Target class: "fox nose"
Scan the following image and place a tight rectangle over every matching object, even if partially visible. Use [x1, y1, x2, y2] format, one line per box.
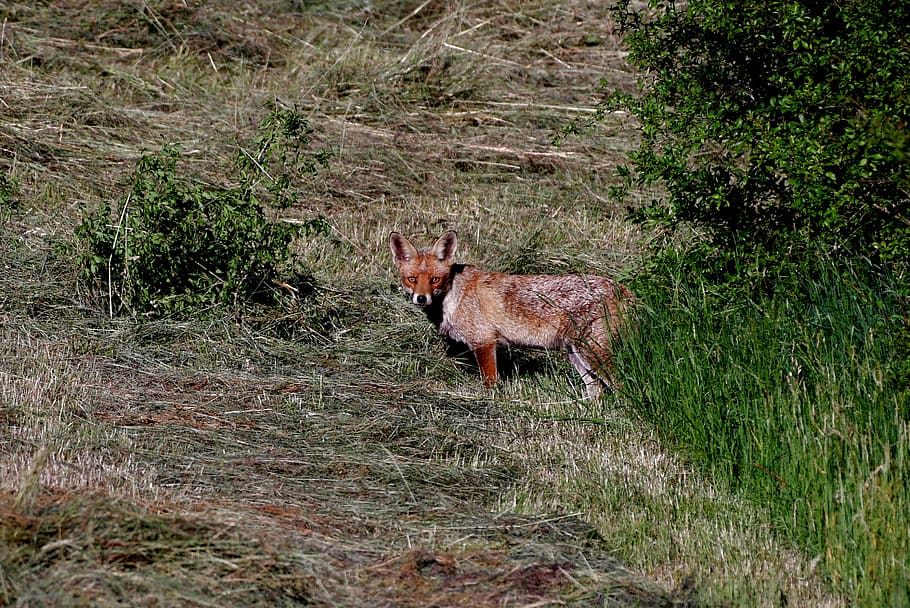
[415, 294, 428, 305]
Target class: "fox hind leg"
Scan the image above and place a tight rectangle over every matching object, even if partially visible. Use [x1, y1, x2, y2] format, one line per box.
[567, 344, 613, 399]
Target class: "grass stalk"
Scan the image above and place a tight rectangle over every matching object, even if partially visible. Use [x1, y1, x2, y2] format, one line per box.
[616, 264, 909, 604]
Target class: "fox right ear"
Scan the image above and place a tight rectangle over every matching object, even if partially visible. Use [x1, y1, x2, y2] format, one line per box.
[431, 230, 458, 262]
[389, 232, 417, 263]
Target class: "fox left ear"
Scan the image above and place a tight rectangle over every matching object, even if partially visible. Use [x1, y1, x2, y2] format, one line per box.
[431, 230, 458, 262]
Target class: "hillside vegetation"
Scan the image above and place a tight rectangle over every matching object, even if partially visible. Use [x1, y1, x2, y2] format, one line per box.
[609, 2, 909, 603]
[0, 1, 848, 606]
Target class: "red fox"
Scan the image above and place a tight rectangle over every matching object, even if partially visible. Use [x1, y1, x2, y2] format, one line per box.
[389, 230, 634, 399]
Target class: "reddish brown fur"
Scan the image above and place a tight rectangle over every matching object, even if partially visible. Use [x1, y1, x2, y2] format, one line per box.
[390, 231, 634, 398]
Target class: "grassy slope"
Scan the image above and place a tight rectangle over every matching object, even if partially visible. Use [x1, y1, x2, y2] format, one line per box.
[1, 1, 837, 606]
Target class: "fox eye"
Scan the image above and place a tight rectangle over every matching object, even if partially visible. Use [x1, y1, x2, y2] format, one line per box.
[430, 277, 441, 284]
[407, 276, 417, 284]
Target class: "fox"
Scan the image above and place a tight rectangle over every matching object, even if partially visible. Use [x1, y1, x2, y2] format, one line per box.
[389, 230, 635, 399]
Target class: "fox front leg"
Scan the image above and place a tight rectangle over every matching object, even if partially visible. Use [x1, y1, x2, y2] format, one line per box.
[471, 343, 498, 387]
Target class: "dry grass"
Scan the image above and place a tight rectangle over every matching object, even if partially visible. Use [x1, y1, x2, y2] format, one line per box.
[0, 320, 676, 606]
[1, 0, 839, 605]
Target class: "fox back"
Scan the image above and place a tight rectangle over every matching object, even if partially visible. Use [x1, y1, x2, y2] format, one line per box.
[390, 230, 634, 399]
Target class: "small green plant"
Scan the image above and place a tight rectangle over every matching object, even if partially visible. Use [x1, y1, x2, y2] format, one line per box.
[75, 107, 330, 317]
[0, 171, 20, 221]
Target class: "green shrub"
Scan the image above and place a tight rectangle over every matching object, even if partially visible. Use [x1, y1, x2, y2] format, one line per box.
[607, 0, 910, 293]
[75, 107, 330, 317]
[617, 264, 910, 603]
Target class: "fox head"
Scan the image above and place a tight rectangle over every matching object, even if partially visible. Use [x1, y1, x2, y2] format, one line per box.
[389, 230, 457, 307]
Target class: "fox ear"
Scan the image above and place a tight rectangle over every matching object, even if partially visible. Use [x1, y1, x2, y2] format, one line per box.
[431, 230, 458, 262]
[389, 232, 418, 262]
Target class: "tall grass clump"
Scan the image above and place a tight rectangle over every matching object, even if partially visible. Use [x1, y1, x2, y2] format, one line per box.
[615, 263, 909, 605]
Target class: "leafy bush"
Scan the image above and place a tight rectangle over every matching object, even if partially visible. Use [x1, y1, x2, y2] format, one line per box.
[76, 107, 330, 317]
[607, 0, 910, 292]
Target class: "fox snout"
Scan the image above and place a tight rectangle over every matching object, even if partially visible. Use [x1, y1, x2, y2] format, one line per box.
[403, 287, 433, 307]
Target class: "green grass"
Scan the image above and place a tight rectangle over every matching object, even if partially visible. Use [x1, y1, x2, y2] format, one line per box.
[616, 266, 910, 605]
